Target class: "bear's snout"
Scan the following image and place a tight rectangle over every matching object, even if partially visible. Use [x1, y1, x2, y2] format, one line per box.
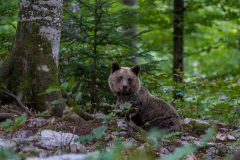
[122, 85, 128, 90]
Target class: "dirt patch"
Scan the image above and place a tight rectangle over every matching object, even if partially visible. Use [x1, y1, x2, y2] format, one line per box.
[61, 119, 118, 136]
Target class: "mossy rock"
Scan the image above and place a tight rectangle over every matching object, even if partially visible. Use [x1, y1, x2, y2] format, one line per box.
[182, 124, 192, 133]
[183, 121, 210, 136]
[194, 123, 210, 135]
[110, 125, 122, 132]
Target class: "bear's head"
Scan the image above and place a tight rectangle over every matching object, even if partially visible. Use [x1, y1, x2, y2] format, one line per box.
[108, 61, 141, 95]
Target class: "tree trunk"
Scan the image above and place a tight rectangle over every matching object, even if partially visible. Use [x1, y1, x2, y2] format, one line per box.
[122, 0, 138, 63]
[173, 0, 184, 100]
[0, 0, 83, 122]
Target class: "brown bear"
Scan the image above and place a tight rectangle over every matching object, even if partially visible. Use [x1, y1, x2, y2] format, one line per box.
[231, 149, 240, 160]
[108, 61, 182, 133]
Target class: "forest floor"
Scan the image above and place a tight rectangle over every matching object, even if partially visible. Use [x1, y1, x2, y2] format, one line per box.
[0, 105, 239, 159]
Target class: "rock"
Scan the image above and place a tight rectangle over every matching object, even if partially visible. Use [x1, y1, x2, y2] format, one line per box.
[205, 120, 227, 126]
[216, 134, 226, 141]
[117, 120, 128, 131]
[120, 131, 127, 135]
[5, 130, 33, 139]
[19, 145, 35, 155]
[180, 141, 190, 146]
[160, 147, 170, 155]
[227, 134, 236, 141]
[183, 132, 189, 136]
[233, 129, 240, 133]
[207, 142, 217, 147]
[37, 129, 86, 153]
[202, 147, 219, 160]
[216, 134, 236, 142]
[0, 140, 16, 151]
[206, 147, 218, 154]
[182, 118, 210, 125]
[234, 134, 240, 139]
[26, 153, 99, 160]
[27, 117, 48, 128]
[35, 148, 51, 158]
[182, 118, 210, 136]
[219, 128, 228, 132]
[181, 136, 198, 141]
[165, 146, 174, 152]
[111, 131, 120, 136]
[70, 143, 86, 153]
[193, 141, 201, 146]
[122, 138, 137, 148]
[91, 111, 105, 119]
[186, 153, 197, 160]
[236, 119, 240, 129]
[159, 153, 166, 158]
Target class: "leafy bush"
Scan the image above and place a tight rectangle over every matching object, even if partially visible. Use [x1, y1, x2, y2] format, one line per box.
[142, 72, 240, 125]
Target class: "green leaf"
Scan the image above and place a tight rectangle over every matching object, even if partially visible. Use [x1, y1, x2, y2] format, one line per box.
[236, 138, 240, 144]
[0, 119, 13, 127]
[48, 85, 66, 90]
[51, 98, 67, 105]
[68, 100, 77, 108]
[38, 85, 65, 95]
[162, 132, 182, 140]
[14, 113, 27, 128]
[91, 125, 108, 139]
[120, 102, 131, 110]
[68, 76, 75, 89]
[61, 82, 69, 89]
[75, 92, 82, 102]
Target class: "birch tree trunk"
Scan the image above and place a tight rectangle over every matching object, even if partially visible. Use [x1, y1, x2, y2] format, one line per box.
[0, 0, 83, 122]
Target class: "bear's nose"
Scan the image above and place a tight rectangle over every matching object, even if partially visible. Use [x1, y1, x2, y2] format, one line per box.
[122, 85, 127, 90]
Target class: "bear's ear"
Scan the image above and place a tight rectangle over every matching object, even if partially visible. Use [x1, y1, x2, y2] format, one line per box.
[111, 61, 121, 73]
[130, 64, 141, 76]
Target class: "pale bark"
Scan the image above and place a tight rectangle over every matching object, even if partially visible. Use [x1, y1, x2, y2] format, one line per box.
[0, 0, 84, 122]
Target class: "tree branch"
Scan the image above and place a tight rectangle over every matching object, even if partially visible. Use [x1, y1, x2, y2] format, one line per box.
[3, 86, 35, 118]
[0, 113, 15, 121]
[7, 109, 22, 116]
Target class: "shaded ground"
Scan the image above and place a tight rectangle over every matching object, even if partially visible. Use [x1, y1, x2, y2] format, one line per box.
[0, 105, 239, 159]
[0, 106, 118, 137]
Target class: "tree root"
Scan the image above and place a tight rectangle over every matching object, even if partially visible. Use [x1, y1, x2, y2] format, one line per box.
[0, 113, 15, 121]
[61, 90, 96, 121]
[3, 86, 35, 118]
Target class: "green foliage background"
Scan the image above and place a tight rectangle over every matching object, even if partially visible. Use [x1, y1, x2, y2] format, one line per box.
[0, 0, 240, 123]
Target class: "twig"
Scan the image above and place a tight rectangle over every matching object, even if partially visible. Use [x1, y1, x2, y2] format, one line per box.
[7, 109, 22, 116]
[0, 113, 15, 121]
[68, 126, 75, 151]
[3, 86, 35, 118]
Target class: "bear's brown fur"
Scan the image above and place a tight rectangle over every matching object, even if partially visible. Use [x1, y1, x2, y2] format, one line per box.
[108, 61, 182, 133]
[231, 149, 240, 160]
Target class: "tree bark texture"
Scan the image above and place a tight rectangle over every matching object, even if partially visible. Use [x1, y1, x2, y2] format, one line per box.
[0, 0, 83, 122]
[173, 0, 184, 100]
[122, 0, 138, 63]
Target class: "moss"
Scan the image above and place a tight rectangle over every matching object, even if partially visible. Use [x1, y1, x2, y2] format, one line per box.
[182, 124, 192, 133]
[110, 125, 122, 132]
[0, 21, 63, 114]
[194, 123, 210, 135]
[183, 121, 210, 136]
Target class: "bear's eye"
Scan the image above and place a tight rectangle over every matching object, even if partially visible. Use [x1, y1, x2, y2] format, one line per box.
[118, 76, 122, 81]
[128, 78, 132, 82]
